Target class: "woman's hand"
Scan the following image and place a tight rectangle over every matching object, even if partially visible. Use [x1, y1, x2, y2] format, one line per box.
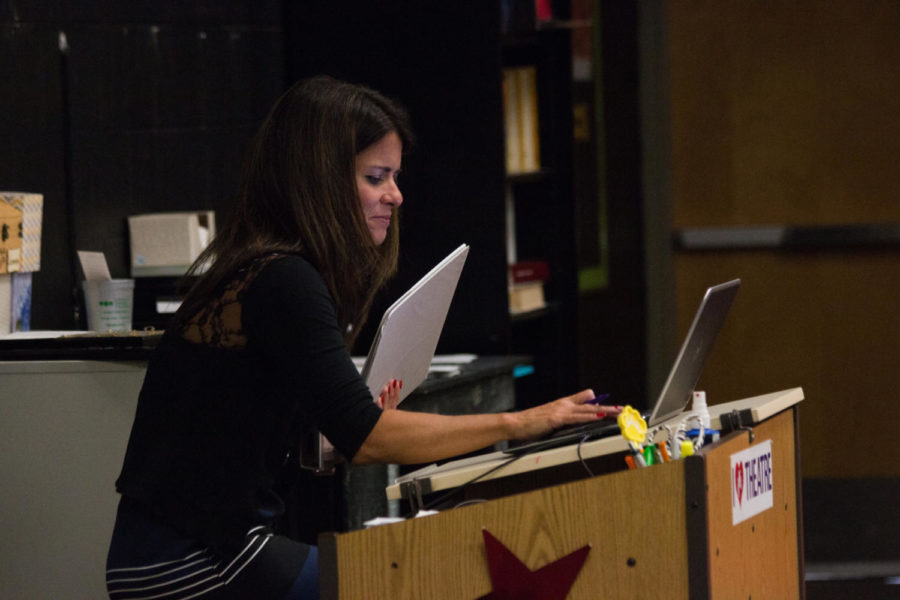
[376, 378, 402, 410]
[509, 389, 623, 441]
[354, 387, 621, 465]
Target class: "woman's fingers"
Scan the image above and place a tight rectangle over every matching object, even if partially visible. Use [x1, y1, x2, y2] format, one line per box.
[594, 405, 623, 417]
[568, 389, 596, 404]
[379, 379, 402, 410]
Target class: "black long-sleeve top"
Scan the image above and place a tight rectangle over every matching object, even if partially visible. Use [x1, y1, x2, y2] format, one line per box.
[115, 254, 382, 556]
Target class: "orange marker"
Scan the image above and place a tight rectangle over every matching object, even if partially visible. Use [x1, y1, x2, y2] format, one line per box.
[658, 443, 671, 463]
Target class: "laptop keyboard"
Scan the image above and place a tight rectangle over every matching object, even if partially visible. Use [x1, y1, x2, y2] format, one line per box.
[503, 410, 650, 456]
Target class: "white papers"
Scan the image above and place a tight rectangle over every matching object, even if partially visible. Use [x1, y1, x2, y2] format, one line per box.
[362, 511, 439, 528]
[352, 352, 479, 381]
[430, 354, 478, 364]
[363, 516, 406, 528]
[1, 330, 88, 339]
[77, 251, 111, 281]
[393, 448, 509, 484]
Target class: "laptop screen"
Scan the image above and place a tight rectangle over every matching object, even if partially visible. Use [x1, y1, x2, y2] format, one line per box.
[647, 279, 740, 426]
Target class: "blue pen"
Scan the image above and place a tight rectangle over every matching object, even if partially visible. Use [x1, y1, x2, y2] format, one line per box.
[586, 393, 611, 406]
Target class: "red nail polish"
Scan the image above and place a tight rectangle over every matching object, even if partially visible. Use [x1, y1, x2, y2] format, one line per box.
[597, 412, 606, 418]
[399, 380, 403, 389]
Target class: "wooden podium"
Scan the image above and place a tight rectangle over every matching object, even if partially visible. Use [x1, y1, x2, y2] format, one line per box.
[319, 388, 805, 599]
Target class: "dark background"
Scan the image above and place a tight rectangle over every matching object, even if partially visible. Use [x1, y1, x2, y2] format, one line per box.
[4, 0, 899, 588]
[0, 0, 648, 408]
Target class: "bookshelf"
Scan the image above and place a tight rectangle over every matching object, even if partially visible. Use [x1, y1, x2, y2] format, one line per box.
[285, 1, 581, 410]
[502, 24, 578, 409]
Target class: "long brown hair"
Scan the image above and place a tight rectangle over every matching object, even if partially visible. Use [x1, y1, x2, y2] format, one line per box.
[172, 76, 415, 346]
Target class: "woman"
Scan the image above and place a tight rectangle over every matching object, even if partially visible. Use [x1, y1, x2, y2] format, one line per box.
[106, 76, 619, 600]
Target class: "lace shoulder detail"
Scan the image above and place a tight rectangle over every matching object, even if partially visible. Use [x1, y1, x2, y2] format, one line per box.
[179, 254, 282, 348]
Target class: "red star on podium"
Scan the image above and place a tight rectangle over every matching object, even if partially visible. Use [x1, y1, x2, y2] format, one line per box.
[477, 529, 591, 600]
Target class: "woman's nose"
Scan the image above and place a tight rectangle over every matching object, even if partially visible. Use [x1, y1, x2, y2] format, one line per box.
[382, 181, 403, 206]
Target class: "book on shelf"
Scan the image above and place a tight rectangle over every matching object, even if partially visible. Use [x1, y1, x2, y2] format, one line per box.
[502, 65, 540, 174]
[509, 280, 546, 315]
[9, 272, 31, 333]
[535, 0, 553, 22]
[500, 0, 536, 34]
[509, 259, 549, 284]
[0, 270, 29, 335]
[508, 259, 548, 315]
[500, 0, 554, 33]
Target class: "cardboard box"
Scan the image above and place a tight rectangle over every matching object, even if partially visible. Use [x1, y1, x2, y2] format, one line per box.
[0, 202, 23, 274]
[0, 192, 43, 272]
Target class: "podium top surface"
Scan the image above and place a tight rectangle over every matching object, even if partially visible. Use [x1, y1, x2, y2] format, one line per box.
[386, 387, 804, 500]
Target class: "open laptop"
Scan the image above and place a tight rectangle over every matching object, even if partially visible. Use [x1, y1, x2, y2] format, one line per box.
[360, 243, 470, 404]
[301, 243, 470, 471]
[505, 278, 741, 454]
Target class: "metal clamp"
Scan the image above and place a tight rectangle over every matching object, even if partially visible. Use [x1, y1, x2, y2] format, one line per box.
[719, 409, 755, 442]
[399, 478, 433, 513]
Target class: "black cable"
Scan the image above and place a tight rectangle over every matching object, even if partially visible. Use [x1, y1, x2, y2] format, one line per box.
[403, 452, 524, 518]
[404, 428, 608, 518]
[452, 498, 489, 509]
[575, 434, 595, 477]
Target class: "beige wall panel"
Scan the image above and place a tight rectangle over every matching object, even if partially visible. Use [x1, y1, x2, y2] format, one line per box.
[667, 1, 900, 478]
[675, 252, 900, 478]
[668, 1, 900, 226]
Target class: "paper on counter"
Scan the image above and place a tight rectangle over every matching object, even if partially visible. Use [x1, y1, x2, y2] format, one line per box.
[77, 251, 111, 281]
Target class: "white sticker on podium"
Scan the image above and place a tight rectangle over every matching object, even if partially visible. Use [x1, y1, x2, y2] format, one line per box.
[730, 439, 773, 525]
